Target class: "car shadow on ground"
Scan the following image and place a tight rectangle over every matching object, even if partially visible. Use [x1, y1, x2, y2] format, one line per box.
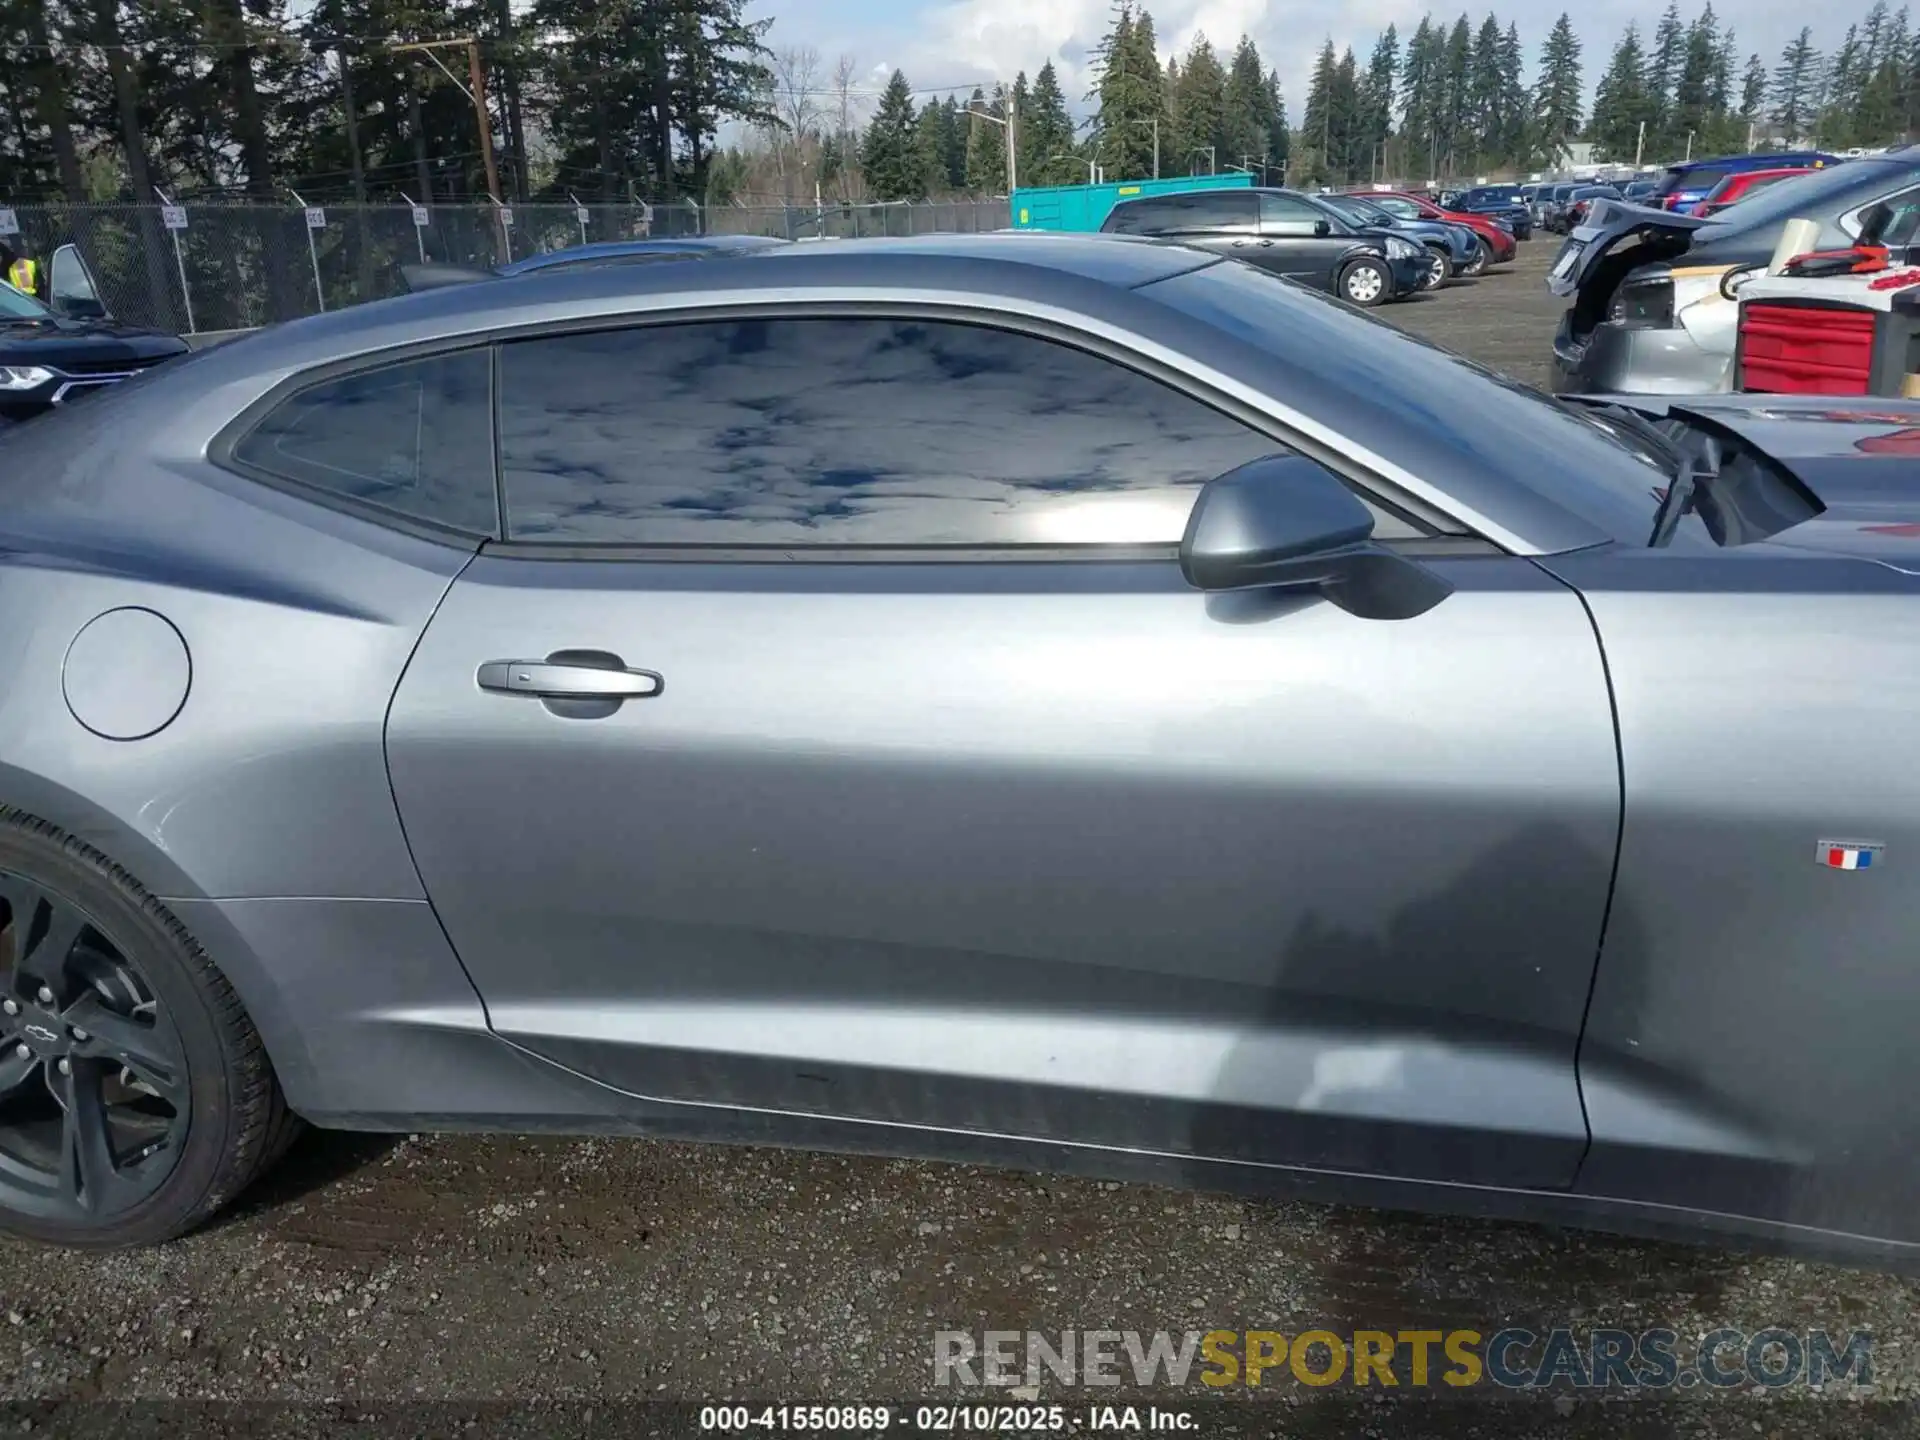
[206, 1127, 403, 1231]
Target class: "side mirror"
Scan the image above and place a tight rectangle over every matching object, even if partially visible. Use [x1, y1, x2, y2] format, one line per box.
[1313, 219, 1332, 237]
[47, 243, 107, 319]
[1179, 455, 1454, 620]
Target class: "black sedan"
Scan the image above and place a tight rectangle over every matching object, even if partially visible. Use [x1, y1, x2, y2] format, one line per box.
[1, 248, 187, 421]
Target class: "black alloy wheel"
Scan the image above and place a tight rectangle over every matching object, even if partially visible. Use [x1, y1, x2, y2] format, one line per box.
[0, 871, 191, 1222]
[0, 813, 298, 1247]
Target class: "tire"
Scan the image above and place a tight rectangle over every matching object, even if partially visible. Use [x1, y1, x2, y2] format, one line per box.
[1339, 258, 1391, 307]
[1463, 238, 1490, 277]
[0, 810, 298, 1248]
[1421, 246, 1452, 290]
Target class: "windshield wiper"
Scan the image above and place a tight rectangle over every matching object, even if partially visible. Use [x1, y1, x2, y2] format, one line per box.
[1648, 433, 1721, 547]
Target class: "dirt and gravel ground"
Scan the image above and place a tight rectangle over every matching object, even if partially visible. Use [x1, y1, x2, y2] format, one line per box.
[5, 238, 1920, 1438]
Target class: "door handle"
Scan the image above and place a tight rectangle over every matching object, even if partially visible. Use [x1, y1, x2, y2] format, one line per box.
[477, 658, 663, 699]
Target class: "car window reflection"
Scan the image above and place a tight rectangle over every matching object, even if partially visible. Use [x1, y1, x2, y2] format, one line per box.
[496, 317, 1292, 546]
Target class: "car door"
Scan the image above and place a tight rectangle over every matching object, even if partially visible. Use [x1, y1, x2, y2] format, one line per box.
[385, 309, 1622, 1190]
[1255, 192, 1348, 288]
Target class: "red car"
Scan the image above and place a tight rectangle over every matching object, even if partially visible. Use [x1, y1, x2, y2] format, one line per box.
[1345, 190, 1518, 266]
[1686, 167, 1814, 218]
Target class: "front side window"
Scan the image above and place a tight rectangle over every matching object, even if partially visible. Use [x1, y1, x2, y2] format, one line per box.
[497, 317, 1294, 547]
[1258, 193, 1327, 233]
[232, 350, 498, 535]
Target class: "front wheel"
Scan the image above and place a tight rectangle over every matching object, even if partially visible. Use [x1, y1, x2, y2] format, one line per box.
[1339, 258, 1391, 307]
[1422, 247, 1452, 290]
[0, 811, 300, 1248]
[1462, 238, 1490, 277]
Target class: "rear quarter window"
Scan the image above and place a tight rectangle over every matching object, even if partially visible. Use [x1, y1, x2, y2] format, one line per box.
[228, 349, 498, 537]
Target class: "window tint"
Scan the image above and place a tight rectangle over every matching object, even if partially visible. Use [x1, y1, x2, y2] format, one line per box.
[1258, 192, 1326, 230]
[1159, 191, 1254, 228]
[497, 317, 1291, 546]
[1103, 200, 1168, 234]
[232, 350, 497, 534]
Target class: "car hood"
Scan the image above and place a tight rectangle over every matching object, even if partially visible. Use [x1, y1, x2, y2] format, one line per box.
[1580, 393, 1920, 566]
[1547, 201, 1714, 296]
[0, 316, 189, 367]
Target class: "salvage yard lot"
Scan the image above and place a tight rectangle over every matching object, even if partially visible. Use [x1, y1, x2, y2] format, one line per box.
[5, 237, 1918, 1439]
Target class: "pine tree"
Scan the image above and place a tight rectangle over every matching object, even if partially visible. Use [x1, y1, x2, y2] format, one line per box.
[962, 85, 1007, 192]
[1646, 1, 1687, 149]
[1223, 36, 1273, 173]
[1673, 5, 1720, 154]
[1591, 25, 1653, 162]
[1361, 26, 1400, 181]
[1469, 15, 1504, 172]
[1819, 25, 1863, 146]
[1399, 17, 1445, 180]
[1535, 13, 1585, 160]
[1173, 36, 1228, 172]
[1498, 21, 1530, 167]
[1741, 53, 1769, 122]
[1265, 69, 1292, 177]
[1440, 16, 1472, 176]
[1024, 62, 1078, 184]
[1090, 2, 1164, 180]
[1772, 28, 1823, 144]
[863, 69, 922, 200]
[1300, 40, 1339, 185]
[912, 101, 948, 197]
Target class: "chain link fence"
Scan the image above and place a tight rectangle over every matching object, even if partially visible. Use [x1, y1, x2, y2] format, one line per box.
[2, 198, 1013, 335]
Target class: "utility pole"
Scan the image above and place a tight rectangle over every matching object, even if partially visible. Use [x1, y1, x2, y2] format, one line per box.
[1635, 120, 1645, 168]
[395, 39, 505, 246]
[1006, 88, 1018, 195]
[337, 42, 366, 202]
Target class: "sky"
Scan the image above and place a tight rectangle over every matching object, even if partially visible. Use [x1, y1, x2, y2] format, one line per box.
[760, 0, 1849, 134]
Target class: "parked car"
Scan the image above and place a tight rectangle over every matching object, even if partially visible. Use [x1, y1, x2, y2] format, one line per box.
[1535, 182, 1586, 231]
[1622, 179, 1661, 203]
[1551, 149, 1920, 394]
[1351, 191, 1515, 268]
[1561, 185, 1626, 231]
[1100, 187, 1429, 306]
[402, 234, 789, 291]
[8, 233, 1920, 1267]
[1685, 166, 1816, 217]
[0, 243, 189, 423]
[1648, 151, 1839, 213]
[1437, 183, 1533, 240]
[1313, 192, 1480, 289]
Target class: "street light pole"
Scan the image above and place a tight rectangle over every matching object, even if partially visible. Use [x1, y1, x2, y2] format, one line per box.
[969, 96, 1018, 195]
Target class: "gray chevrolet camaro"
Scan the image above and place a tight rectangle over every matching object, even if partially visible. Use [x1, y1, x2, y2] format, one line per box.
[3, 233, 1920, 1261]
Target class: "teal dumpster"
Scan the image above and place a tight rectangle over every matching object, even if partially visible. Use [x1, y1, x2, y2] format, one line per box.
[1008, 173, 1256, 233]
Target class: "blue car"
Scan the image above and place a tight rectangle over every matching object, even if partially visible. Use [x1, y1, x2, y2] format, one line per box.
[1646, 152, 1838, 214]
[1321, 193, 1485, 285]
[402, 235, 788, 291]
[1441, 184, 1533, 241]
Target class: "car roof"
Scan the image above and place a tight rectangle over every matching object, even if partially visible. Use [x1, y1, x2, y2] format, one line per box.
[178, 233, 1226, 376]
[1666, 151, 1834, 175]
[499, 235, 786, 274]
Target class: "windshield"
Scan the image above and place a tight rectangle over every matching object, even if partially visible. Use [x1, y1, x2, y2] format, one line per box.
[0, 283, 51, 320]
[1142, 258, 1688, 546]
[1695, 159, 1902, 238]
[1466, 186, 1523, 205]
[1323, 197, 1386, 225]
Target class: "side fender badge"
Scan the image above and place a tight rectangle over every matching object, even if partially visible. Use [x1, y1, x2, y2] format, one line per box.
[1817, 840, 1885, 871]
